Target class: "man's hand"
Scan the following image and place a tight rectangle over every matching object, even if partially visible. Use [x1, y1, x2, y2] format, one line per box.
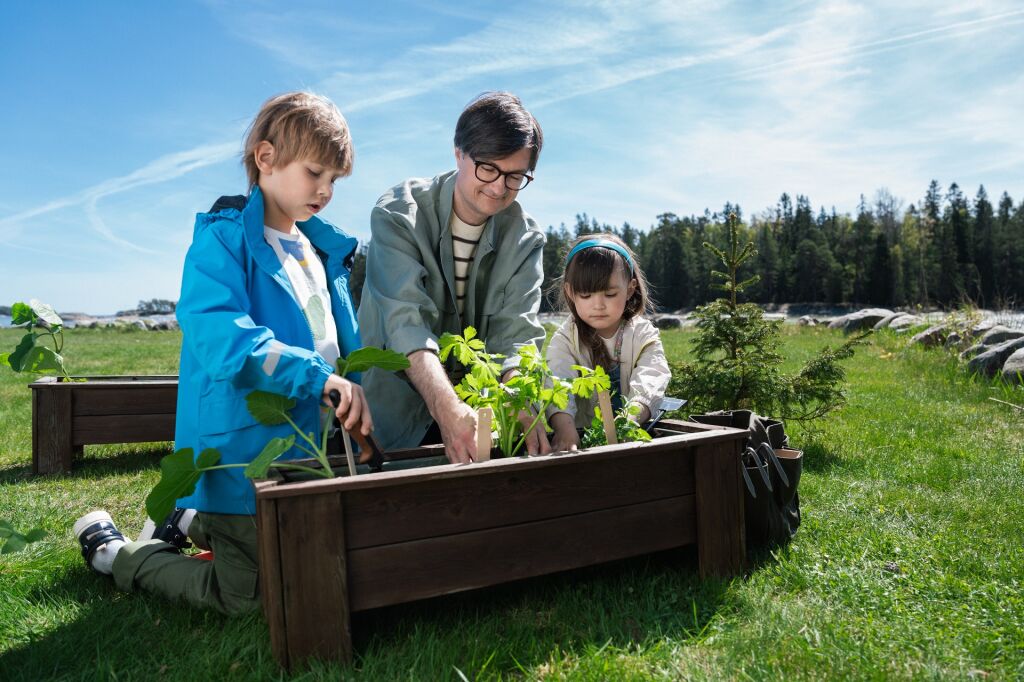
[406, 350, 479, 464]
[437, 400, 478, 464]
[549, 412, 579, 453]
[322, 375, 373, 436]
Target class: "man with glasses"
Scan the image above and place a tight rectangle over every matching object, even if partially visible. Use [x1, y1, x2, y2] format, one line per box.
[358, 91, 550, 462]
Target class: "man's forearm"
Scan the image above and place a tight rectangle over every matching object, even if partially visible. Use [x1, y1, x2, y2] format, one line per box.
[406, 350, 459, 419]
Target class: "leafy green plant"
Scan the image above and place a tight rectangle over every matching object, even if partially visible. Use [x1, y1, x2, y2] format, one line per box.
[439, 328, 612, 457]
[0, 520, 47, 554]
[145, 347, 409, 523]
[1, 300, 71, 379]
[670, 213, 862, 422]
[581, 399, 653, 448]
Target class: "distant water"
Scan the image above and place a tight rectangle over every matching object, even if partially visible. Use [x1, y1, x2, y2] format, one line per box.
[0, 315, 10, 327]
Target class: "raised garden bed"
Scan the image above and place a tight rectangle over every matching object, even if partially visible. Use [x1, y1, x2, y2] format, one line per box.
[29, 376, 177, 474]
[254, 419, 747, 669]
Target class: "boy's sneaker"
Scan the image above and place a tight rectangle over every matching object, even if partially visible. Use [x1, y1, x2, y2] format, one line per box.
[74, 510, 127, 575]
[138, 508, 195, 552]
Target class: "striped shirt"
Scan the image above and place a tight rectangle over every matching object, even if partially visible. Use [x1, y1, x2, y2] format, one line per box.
[450, 212, 485, 315]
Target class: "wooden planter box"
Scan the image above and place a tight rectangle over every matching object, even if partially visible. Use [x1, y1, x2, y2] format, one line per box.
[29, 376, 178, 474]
[254, 419, 747, 669]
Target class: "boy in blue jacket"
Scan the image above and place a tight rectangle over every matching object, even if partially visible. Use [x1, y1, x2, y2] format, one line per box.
[73, 92, 370, 614]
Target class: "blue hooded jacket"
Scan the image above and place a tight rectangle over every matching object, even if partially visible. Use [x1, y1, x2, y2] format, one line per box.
[174, 187, 360, 515]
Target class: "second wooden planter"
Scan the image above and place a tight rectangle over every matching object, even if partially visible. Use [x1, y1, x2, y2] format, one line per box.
[255, 419, 747, 669]
[29, 375, 178, 474]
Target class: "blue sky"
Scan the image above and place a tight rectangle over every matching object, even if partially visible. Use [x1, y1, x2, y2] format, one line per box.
[2, 1, 1022, 314]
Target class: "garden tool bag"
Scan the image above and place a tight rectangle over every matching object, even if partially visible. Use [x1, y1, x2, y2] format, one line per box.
[688, 410, 802, 550]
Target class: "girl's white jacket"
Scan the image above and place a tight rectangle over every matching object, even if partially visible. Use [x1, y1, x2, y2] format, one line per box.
[545, 316, 671, 428]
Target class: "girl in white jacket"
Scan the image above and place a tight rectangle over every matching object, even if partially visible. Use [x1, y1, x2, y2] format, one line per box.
[546, 233, 670, 451]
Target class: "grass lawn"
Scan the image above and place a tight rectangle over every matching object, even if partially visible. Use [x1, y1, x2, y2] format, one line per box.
[1, 325, 1022, 680]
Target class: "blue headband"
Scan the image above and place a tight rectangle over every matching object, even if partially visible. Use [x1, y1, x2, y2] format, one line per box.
[565, 239, 634, 274]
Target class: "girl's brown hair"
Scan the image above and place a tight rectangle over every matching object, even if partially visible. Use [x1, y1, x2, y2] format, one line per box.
[243, 92, 353, 189]
[556, 233, 652, 371]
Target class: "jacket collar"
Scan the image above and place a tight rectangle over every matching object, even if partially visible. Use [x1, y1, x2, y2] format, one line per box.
[241, 186, 358, 276]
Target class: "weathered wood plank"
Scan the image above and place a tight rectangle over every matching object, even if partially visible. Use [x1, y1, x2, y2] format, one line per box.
[275, 493, 352, 667]
[73, 385, 177, 416]
[694, 440, 745, 577]
[32, 383, 75, 474]
[71, 414, 175, 445]
[254, 487, 288, 669]
[342, 447, 697, 549]
[261, 427, 747, 499]
[347, 494, 697, 612]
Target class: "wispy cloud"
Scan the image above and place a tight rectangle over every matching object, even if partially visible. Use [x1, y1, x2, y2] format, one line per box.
[0, 140, 238, 247]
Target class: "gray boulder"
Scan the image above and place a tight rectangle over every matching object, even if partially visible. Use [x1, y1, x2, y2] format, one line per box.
[889, 314, 923, 332]
[828, 308, 894, 333]
[966, 336, 1024, 378]
[980, 325, 1024, 346]
[652, 315, 683, 330]
[872, 313, 903, 330]
[797, 315, 819, 327]
[960, 343, 986, 361]
[911, 324, 948, 348]
[1002, 349, 1024, 384]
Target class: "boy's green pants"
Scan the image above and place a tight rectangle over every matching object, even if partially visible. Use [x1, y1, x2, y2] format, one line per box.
[111, 512, 259, 616]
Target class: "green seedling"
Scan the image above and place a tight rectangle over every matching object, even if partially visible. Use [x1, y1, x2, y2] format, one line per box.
[1, 300, 71, 379]
[581, 398, 653, 448]
[439, 328, 616, 457]
[145, 347, 409, 523]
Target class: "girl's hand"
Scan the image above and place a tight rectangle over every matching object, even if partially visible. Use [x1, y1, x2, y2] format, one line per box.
[323, 375, 373, 436]
[549, 413, 579, 452]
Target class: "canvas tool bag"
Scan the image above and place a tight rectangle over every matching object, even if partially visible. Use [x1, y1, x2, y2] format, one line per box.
[688, 410, 802, 550]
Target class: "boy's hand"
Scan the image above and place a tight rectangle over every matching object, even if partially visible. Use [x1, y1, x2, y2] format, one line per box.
[323, 375, 372, 436]
[549, 413, 579, 453]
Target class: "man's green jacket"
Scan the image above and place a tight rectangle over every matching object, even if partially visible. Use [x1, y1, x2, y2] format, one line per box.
[358, 170, 546, 450]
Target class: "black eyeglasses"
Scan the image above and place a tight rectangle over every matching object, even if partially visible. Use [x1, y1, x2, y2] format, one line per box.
[473, 160, 534, 190]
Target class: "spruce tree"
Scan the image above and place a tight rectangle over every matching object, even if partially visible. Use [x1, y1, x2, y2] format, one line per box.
[670, 214, 862, 421]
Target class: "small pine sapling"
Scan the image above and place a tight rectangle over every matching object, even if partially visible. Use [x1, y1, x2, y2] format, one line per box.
[670, 213, 863, 422]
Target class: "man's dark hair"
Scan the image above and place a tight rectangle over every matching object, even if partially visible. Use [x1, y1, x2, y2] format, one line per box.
[454, 92, 543, 170]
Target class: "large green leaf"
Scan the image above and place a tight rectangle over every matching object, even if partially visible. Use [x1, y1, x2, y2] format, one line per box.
[10, 302, 33, 326]
[29, 299, 63, 328]
[244, 436, 294, 478]
[336, 347, 410, 377]
[145, 448, 220, 523]
[245, 391, 296, 425]
[6, 335, 35, 372]
[0, 520, 13, 538]
[18, 346, 65, 375]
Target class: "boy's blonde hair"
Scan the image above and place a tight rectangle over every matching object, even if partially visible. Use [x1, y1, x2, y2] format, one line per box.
[243, 92, 353, 189]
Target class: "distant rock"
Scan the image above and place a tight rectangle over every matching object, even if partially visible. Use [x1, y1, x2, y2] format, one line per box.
[979, 325, 1024, 346]
[889, 314, 923, 332]
[797, 315, 819, 326]
[872, 313, 904, 330]
[828, 308, 894, 333]
[966, 336, 1024, 378]
[1002, 349, 1024, 384]
[911, 324, 948, 348]
[652, 315, 684, 330]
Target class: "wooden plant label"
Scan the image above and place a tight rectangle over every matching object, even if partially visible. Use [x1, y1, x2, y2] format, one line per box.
[597, 390, 618, 445]
[476, 407, 493, 462]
